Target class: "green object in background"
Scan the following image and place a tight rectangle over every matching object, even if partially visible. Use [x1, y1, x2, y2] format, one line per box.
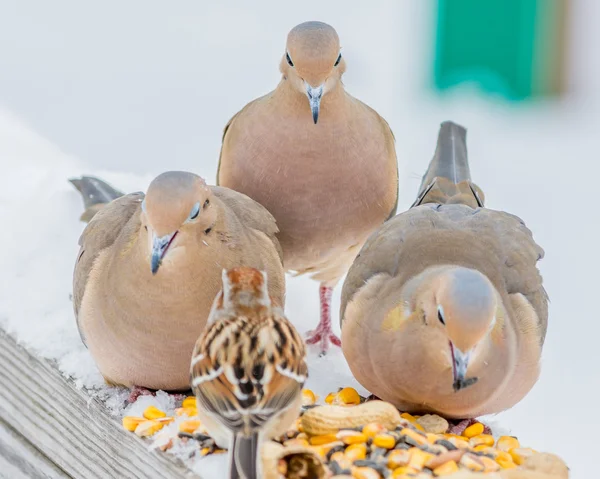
[433, 0, 568, 101]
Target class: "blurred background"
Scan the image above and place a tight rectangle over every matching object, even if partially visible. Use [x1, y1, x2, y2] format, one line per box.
[1, 0, 597, 477]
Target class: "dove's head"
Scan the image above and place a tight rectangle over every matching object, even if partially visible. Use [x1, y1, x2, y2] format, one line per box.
[281, 21, 345, 124]
[141, 171, 216, 275]
[418, 267, 497, 392]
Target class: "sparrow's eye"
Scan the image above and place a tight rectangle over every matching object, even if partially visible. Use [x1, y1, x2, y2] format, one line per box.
[203, 199, 210, 208]
[188, 202, 200, 221]
[334, 53, 342, 67]
[437, 306, 445, 325]
[286, 52, 294, 67]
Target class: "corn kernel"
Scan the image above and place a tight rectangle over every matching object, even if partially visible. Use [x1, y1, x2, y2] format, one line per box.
[387, 449, 411, 469]
[480, 456, 501, 472]
[345, 443, 367, 461]
[352, 467, 381, 479]
[309, 434, 338, 446]
[373, 433, 396, 449]
[336, 430, 367, 445]
[495, 450, 513, 462]
[469, 434, 495, 447]
[330, 451, 352, 470]
[497, 457, 517, 469]
[462, 422, 484, 438]
[182, 396, 197, 408]
[174, 407, 198, 417]
[497, 436, 520, 452]
[200, 447, 211, 456]
[433, 460, 459, 476]
[392, 467, 418, 478]
[426, 433, 439, 444]
[179, 420, 202, 434]
[408, 448, 433, 471]
[509, 447, 536, 465]
[336, 387, 361, 405]
[283, 438, 309, 447]
[301, 389, 317, 406]
[362, 422, 387, 438]
[122, 416, 146, 432]
[399, 428, 428, 446]
[473, 445, 493, 453]
[460, 453, 485, 472]
[413, 423, 425, 432]
[142, 406, 166, 420]
[401, 412, 417, 422]
[325, 392, 337, 404]
[134, 420, 164, 437]
[448, 437, 470, 449]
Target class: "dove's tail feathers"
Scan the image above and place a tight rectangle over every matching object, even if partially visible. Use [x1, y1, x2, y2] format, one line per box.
[69, 176, 125, 222]
[412, 121, 485, 209]
[230, 432, 260, 479]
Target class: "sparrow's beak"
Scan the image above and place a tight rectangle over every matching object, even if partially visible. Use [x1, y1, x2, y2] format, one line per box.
[450, 342, 478, 392]
[150, 231, 178, 275]
[305, 82, 324, 124]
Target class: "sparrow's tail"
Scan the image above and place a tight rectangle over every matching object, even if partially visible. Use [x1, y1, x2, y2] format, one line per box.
[69, 176, 124, 223]
[412, 121, 485, 208]
[229, 432, 260, 479]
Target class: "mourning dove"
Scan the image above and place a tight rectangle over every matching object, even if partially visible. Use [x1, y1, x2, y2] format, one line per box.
[340, 121, 547, 419]
[217, 21, 398, 354]
[71, 172, 285, 391]
[190, 267, 307, 479]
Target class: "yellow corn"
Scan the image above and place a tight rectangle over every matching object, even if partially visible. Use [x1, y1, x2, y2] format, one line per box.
[283, 438, 309, 447]
[480, 456, 501, 472]
[345, 443, 367, 461]
[309, 433, 338, 446]
[399, 428, 428, 446]
[497, 435, 520, 452]
[462, 422, 484, 438]
[336, 430, 367, 445]
[352, 467, 381, 479]
[413, 423, 425, 432]
[179, 420, 202, 434]
[400, 412, 417, 422]
[497, 457, 517, 469]
[301, 389, 317, 406]
[448, 436, 470, 449]
[330, 451, 352, 470]
[142, 406, 166, 420]
[387, 449, 411, 469]
[408, 448, 433, 471]
[200, 447, 211, 456]
[433, 460, 459, 476]
[509, 447, 536, 465]
[426, 433, 439, 444]
[473, 444, 493, 453]
[362, 422, 386, 438]
[336, 387, 361, 405]
[182, 396, 197, 409]
[469, 434, 495, 447]
[373, 433, 396, 449]
[392, 466, 418, 478]
[495, 450, 513, 462]
[174, 407, 198, 417]
[325, 392, 337, 404]
[459, 453, 485, 472]
[122, 416, 146, 432]
[134, 420, 164, 437]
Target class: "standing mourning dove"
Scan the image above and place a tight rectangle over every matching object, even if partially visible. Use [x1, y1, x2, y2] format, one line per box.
[71, 172, 285, 391]
[217, 21, 399, 354]
[340, 121, 548, 419]
[190, 267, 307, 479]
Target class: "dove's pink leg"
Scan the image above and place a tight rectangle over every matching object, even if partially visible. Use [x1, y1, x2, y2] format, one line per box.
[305, 285, 341, 355]
[127, 386, 154, 404]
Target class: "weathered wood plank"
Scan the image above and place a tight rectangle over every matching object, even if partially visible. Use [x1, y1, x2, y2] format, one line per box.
[0, 418, 69, 479]
[0, 330, 199, 479]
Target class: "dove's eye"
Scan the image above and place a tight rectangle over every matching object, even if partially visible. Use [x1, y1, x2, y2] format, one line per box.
[188, 202, 200, 221]
[286, 52, 294, 67]
[334, 53, 342, 67]
[437, 306, 446, 325]
[203, 199, 210, 208]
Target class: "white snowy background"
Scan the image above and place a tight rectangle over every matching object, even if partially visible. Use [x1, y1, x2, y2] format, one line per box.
[1, 1, 599, 478]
